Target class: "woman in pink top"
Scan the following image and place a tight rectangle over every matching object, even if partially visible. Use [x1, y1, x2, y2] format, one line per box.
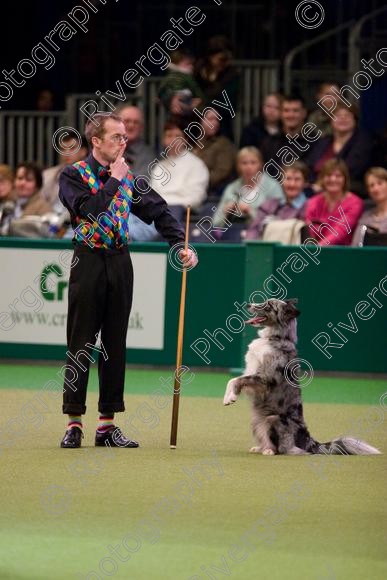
[305, 159, 363, 245]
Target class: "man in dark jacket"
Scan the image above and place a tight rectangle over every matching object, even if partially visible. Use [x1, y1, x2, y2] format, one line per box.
[58, 112, 197, 449]
[261, 95, 311, 163]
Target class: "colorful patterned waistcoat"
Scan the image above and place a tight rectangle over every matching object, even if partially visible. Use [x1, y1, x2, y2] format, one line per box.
[73, 161, 134, 249]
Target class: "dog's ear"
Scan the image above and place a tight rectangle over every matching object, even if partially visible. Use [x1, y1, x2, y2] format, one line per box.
[286, 298, 298, 305]
[285, 299, 300, 319]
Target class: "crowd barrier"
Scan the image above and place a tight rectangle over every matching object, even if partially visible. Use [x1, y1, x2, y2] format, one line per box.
[0, 238, 386, 374]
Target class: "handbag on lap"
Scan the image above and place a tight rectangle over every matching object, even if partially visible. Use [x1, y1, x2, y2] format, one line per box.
[262, 218, 306, 245]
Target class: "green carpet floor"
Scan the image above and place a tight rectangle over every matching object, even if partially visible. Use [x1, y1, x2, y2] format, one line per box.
[0, 366, 386, 580]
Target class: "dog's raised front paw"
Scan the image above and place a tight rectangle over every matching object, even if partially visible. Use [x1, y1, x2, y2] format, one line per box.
[223, 392, 238, 405]
[223, 379, 238, 406]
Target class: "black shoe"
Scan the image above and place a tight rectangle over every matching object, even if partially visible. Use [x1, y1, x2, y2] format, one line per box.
[60, 426, 83, 448]
[95, 426, 139, 448]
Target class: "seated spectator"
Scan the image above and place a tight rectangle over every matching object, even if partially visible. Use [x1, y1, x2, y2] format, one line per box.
[305, 159, 363, 246]
[308, 82, 340, 137]
[0, 165, 15, 235]
[246, 161, 308, 240]
[41, 131, 88, 213]
[6, 162, 51, 237]
[305, 103, 374, 197]
[195, 35, 240, 139]
[261, 94, 310, 162]
[192, 109, 236, 197]
[212, 146, 284, 228]
[118, 104, 156, 176]
[12, 163, 50, 216]
[240, 93, 283, 149]
[150, 119, 209, 213]
[159, 49, 203, 118]
[352, 167, 387, 246]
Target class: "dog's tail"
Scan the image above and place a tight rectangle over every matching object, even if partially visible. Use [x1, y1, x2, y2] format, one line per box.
[316, 437, 381, 455]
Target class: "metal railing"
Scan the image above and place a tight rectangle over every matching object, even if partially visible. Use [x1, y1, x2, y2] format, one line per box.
[66, 60, 280, 147]
[0, 112, 67, 168]
[0, 60, 280, 166]
[284, 5, 387, 106]
[65, 93, 139, 136]
[284, 21, 355, 103]
[348, 5, 387, 76]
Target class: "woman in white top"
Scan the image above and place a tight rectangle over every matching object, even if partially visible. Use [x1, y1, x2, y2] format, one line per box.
[150, 119, 209, 210]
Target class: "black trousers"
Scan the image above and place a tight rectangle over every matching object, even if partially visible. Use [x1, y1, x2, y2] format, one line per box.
[62, 243, 134, 415]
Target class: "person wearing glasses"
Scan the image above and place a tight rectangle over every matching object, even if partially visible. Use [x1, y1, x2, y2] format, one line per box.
[58, 112, 197, 449]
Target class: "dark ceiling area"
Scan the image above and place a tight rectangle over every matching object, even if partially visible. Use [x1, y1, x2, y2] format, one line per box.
[2, 0, 386, 109]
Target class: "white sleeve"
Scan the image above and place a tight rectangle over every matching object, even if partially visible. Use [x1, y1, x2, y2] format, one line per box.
[183, 158, 209, 209]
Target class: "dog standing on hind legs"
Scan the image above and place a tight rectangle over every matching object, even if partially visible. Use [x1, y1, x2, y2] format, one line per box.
[223, 299, 381, 456]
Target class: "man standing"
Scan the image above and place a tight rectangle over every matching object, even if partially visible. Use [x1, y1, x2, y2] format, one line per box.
[58, 112, 197, 449]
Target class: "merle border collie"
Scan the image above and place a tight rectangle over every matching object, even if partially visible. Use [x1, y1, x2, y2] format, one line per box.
[223, 299, 381, 456]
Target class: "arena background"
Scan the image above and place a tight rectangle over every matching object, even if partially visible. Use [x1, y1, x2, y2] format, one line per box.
[0, 1, 386, 579]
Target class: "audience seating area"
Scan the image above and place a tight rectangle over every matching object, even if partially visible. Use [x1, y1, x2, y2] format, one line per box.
[1, 41, 387, 248]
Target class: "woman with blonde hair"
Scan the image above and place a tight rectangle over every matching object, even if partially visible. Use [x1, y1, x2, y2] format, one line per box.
[352, 167, 387, 246]
[305, 159, 363, 246]
[212, 146, 284, 230]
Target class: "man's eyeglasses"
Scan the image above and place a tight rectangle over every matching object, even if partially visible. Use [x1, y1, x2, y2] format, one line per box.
[109, 134, 129, 144]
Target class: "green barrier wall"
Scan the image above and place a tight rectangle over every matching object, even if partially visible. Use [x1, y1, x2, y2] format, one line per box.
[243, 242, 387, 374]
[1, 239, 386, 373]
